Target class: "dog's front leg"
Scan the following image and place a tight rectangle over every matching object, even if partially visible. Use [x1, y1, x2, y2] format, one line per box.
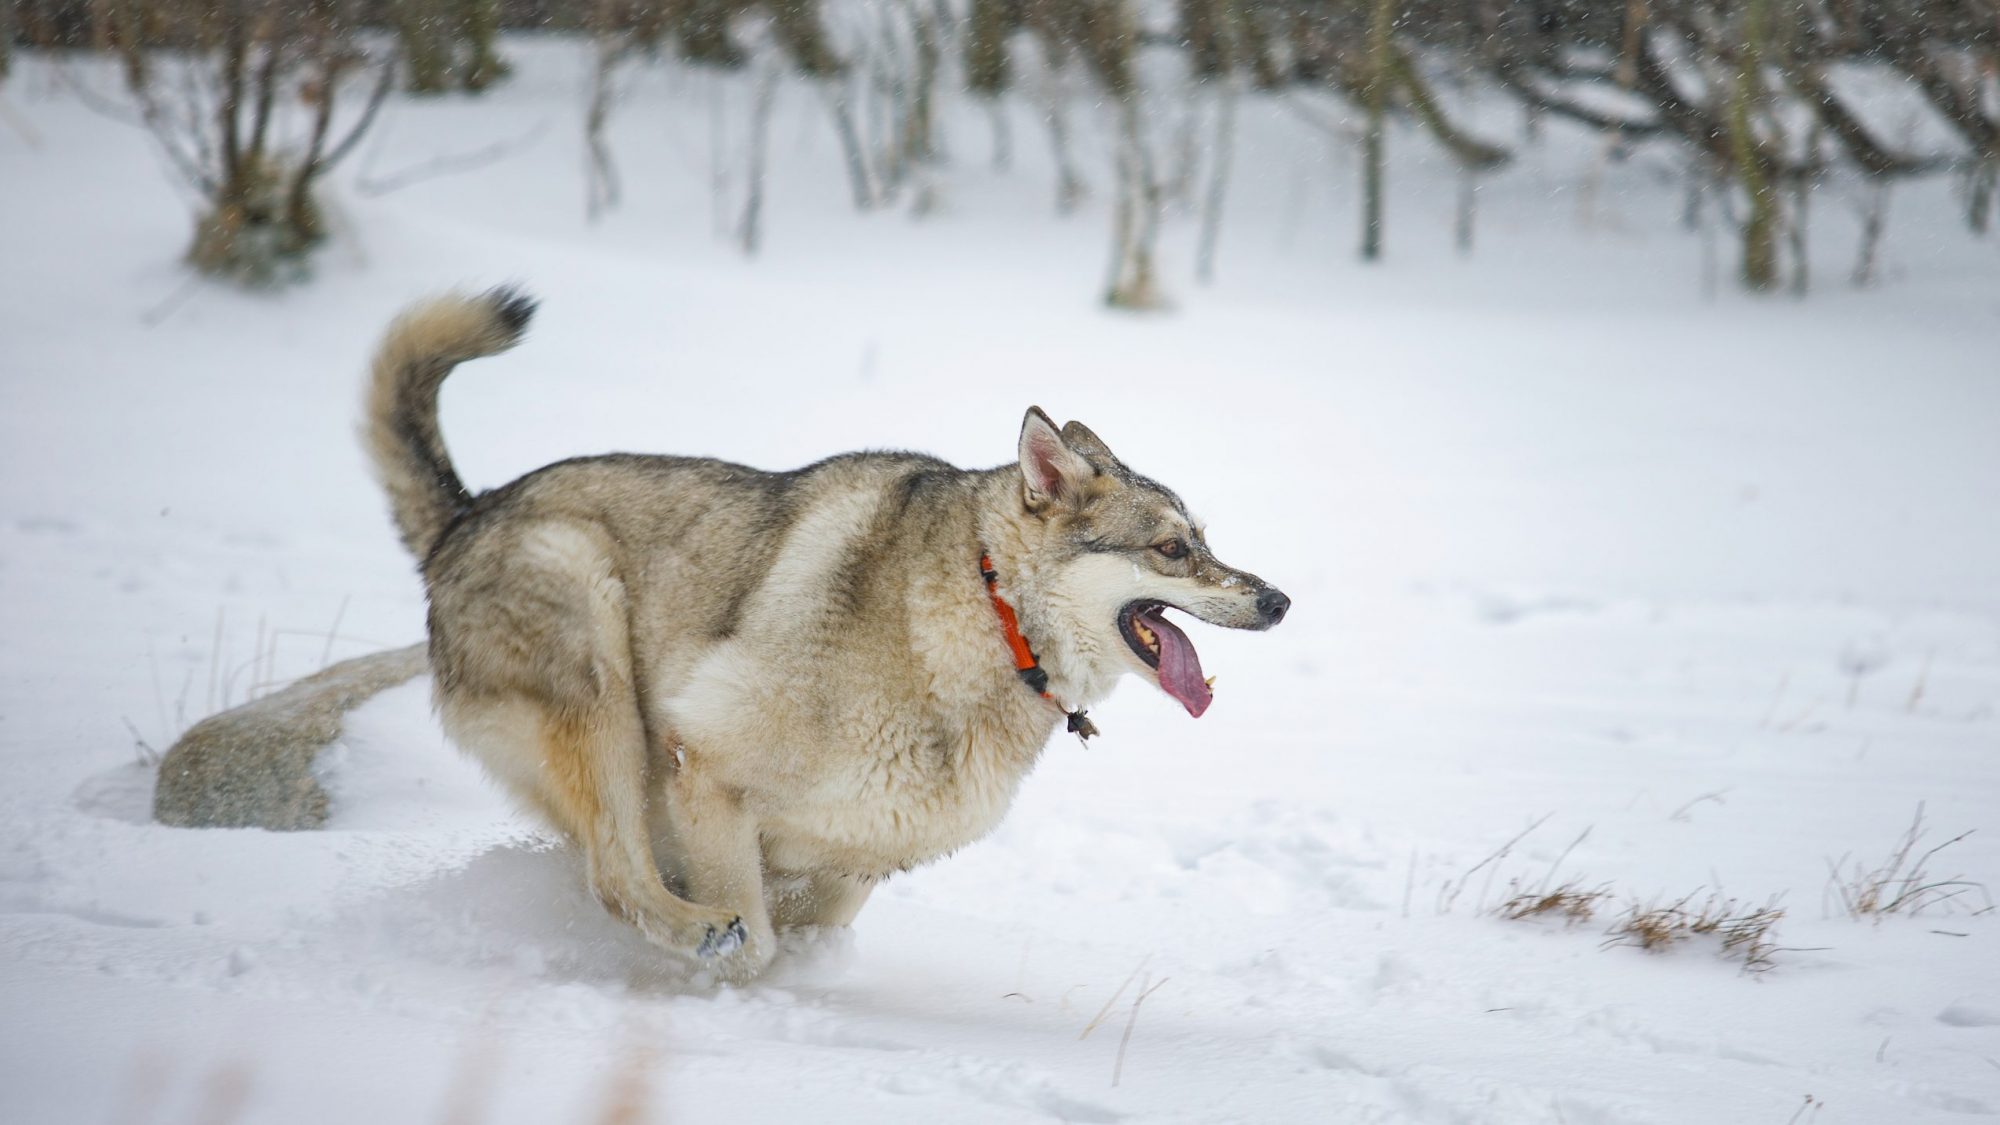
[664, 774, 776, 982]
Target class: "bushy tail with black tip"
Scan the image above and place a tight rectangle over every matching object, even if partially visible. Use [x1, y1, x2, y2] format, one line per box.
[362, 286, 536, 559]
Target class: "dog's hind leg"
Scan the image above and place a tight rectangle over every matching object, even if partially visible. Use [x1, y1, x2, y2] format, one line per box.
[547, 703, 754, 959]
[432, 521, 748, 966]
[443, 691, 749, 964]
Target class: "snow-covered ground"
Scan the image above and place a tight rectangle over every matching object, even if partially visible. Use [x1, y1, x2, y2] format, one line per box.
[4, 39, 1999, 1124]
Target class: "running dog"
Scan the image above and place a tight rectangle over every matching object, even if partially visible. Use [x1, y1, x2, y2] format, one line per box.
[364, 288, 1291, 979]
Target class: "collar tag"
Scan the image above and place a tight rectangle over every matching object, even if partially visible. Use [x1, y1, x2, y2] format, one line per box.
[1066, 710, 1099, 743]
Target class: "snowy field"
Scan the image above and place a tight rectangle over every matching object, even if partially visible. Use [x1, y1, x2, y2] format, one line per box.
[4, 38, 2000, 1124]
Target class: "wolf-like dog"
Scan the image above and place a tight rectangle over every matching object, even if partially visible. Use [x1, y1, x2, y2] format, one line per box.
[363, 288, 1291, 979]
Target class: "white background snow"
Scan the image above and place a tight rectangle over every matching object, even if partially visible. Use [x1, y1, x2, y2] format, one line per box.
[3, 38, 1999, 1124]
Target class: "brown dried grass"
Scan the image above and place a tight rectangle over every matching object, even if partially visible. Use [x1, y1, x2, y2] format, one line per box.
[1825, 803, 1992, 921]
[1496, 878, 1786, 972]
[1496, 881, 1611, 925]
[1603, 893, 1786, 972]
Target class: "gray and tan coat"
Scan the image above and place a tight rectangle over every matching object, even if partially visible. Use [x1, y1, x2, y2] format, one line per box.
[363, 289, 1290, 979]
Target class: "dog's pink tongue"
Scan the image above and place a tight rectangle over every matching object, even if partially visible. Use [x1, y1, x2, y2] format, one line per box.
[1142, 609, 1212, 718]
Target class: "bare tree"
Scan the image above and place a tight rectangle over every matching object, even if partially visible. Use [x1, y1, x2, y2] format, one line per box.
[820, 71, 880, 209]
[1, 0, 16, 87]
[1360, 0, 1392, 261]
[388, 0, 510, 94]
[459, 0, 509, 91]
[1037, 39, 1087, 215]
[1105, 90, 1166, 308]
[1726, 0, 1782, 289]
[62, 0, 1986, 303]
[584, 25, 628, 222]
[1851, 180, 1891, 286]
[391, 0, 452, 93]
[1034, 0, 1166, 308]
[1480, 0, 1988, 292]
[891, 0, 944, 213]
[1191, 0, 1250, 283]
[1254, 0, 1508, 262]
[846, 0, 945, 211]
[965, 0, 1010, 96]
[110, 0, 392, 285]
[1965, 160, 1996, 235]
[738, 60, 780, 254]
[1195, 72, 1240, 283]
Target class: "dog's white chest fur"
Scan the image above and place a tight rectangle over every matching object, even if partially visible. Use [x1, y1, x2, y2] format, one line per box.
[664, 628, 1050, 878]
[759, 718, 1034, 876]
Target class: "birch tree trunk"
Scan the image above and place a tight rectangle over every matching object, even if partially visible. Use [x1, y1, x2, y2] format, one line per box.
[1105, 93, 1164, 309]
[584, 25, 625, 222]
[822, 76, 878, 210]
[739, 63, 780, 255]
[0, 0, 15, 86]
[1196, 76, 1239, 284]
[393, 0, 453, 94]
[460, 0, 509, 91]
[1361, 0, 1392, 261]
[1729, 0, 1780, 290]
[1042, 58, 1085, 214]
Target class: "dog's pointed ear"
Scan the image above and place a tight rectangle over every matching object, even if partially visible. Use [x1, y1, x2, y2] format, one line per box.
[1018, 406, 1095, 510]
[1059, 420, 1117, 465]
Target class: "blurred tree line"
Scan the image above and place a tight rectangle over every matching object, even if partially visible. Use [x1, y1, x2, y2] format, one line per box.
[5, 0, 1994, 297]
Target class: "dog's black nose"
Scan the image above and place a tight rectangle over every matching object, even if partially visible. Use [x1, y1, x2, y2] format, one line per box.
[1256, 588, 1291, 627]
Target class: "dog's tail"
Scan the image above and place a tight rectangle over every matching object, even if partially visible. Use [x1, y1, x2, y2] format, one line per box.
[362, 286, 537, 560]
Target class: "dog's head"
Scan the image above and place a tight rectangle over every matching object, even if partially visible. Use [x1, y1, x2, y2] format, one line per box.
[997, 407, 1289, 717]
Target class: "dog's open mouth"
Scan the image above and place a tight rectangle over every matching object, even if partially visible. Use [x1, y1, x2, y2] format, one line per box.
[1119, 601, 1213, 718]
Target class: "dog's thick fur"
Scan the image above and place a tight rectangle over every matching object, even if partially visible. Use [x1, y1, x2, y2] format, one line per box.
[364, 288, 1289, 978]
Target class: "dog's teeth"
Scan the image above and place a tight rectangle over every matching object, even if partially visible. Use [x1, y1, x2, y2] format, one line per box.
[1204, 676, 1216, 689]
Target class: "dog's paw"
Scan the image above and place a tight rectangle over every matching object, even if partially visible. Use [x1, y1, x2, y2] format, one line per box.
[691, 915, 776, 987]
[696, 916, 748, 959]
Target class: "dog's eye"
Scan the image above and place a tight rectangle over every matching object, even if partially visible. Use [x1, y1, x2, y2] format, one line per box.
[1155, 538, 1187, 559]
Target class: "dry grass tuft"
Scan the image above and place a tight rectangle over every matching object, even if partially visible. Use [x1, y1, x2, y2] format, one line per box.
[1496, 881, 1611, 925]
[1495, 881, 1786, 971]
[1604, 893, 1786, 972]
[1826, 803, 1992, 921]
[1487, 802, 1992, 975]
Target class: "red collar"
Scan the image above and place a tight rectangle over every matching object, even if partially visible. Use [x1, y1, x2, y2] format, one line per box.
[980, 553, 1098, 742]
